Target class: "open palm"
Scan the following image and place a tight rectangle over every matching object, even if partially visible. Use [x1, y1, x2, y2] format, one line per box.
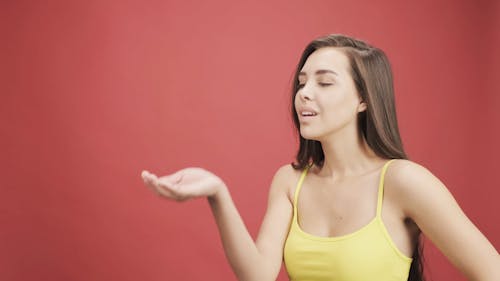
[141, 167, 225, 201]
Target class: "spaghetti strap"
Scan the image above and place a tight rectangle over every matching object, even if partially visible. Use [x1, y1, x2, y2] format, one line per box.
[376, 159, 397, 217]
[293, 165, 311, 217]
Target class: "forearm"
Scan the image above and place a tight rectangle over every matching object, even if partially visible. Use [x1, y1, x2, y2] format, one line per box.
[208, 185, 271, 281]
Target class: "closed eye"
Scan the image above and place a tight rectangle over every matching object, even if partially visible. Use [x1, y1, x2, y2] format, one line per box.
[319, 82, 333, 87]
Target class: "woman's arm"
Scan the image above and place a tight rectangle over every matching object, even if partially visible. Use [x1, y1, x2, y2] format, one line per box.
[142, 164, 295, 281]
[388, 160, 500, 281]
[208, 165, 294, 280]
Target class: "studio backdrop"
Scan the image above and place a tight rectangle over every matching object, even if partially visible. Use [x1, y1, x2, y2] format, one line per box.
[1, 0, 499, 280]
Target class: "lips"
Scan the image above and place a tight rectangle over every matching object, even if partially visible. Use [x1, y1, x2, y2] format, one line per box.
[301, 111, 317, 117]
[298, 106, 318, 118]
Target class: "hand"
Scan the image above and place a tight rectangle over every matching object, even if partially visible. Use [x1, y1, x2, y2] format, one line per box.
[141, 168, 226, 201]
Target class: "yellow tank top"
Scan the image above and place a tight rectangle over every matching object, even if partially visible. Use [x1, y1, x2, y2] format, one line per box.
[283, 160, 412, 281]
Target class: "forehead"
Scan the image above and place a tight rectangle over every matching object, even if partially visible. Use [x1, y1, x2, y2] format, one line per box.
[300, 47, 350, 75]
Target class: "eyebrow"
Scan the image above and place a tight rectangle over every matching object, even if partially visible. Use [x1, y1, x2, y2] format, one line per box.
[298, 69, 338, 77]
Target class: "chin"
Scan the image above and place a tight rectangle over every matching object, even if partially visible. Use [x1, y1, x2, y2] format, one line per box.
[300, 130, 322, 141]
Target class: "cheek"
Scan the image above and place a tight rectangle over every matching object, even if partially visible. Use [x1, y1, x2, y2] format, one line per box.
[319, 95, 359, 123]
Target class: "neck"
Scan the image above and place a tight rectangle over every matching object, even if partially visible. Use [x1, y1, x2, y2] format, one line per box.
[316, 124, 383, 179]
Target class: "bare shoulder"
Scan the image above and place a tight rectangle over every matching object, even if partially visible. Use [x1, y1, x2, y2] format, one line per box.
[385, 160, 500, 279]
[270, 164, 304, 202]
[384, 159, 449, 217]
[386, 159, 438, 186]
[385, 159, 435, 185]
[271, 164, 303, 188]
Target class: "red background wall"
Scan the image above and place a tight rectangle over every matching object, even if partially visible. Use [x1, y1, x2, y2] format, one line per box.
[1, 0, 498, 280]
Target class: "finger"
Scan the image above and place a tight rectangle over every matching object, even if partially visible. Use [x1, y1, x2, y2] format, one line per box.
[141, 171, 152, 184]
[157, 179, 180, 195]
[144, 173, 161, 189]
[142, 171, 158, 181]
[158, 171, 184, 186]
[141, 171, 184, 200]
[141, 171, 164, 196]
[155, 183, 180, 199]
[147, 175, 182, 199]
[141, 172, 155, 186]
[145, 180, 161, 196]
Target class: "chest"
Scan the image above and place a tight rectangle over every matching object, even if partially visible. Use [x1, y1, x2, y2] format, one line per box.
[293, 173, 381, 237]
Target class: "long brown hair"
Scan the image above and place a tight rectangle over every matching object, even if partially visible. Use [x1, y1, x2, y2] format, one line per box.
[290, 34, 425, 281]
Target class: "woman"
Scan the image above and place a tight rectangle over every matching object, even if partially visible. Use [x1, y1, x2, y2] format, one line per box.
[141, 34, 499, 281]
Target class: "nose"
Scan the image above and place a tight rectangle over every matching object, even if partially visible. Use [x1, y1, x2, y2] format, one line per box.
[298, 83, 313, 101]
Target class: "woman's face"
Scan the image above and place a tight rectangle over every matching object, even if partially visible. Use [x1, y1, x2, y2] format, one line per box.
[294, 47, 366, 141]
